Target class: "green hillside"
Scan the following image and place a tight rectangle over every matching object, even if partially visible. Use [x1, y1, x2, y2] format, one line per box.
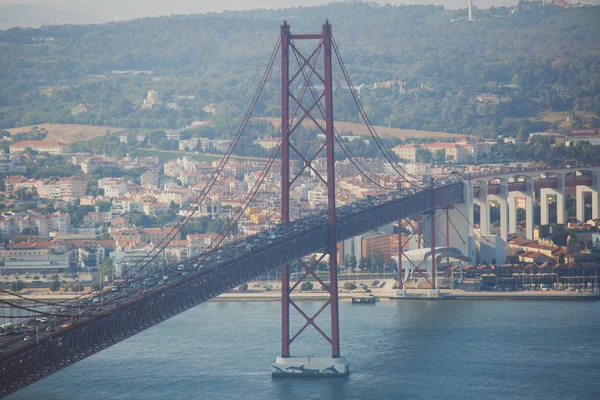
[0, 2, 598, 138]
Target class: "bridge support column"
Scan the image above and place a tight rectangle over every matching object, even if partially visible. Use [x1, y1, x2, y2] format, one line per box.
[488, 196, 508, 242]
[447, 180, 476, 263]
[397, 220, 403, 289]
[593, 172, 600, 220]
[593, 190, 600, 220]
[541, 175, 565, 226]
[511, 177, 534, 240]
[540, 188, 551, 226]
[488, 179, 508, 242]
[576, 185, 587, 223]
[525, 193, 534, 240]
[508, 193, 518, 234]
[280, 21, 291, 358]
[575, 187, 599, 222]
[273, 20, 348, 377]
[430, 206, 436, 289]
[556, 174, 566, 224]
[474, 181, 489, 236]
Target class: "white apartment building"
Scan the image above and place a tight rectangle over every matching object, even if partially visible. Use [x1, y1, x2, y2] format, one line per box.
[308, 188, 328, 204]
[36, 176, 86, 201]
[0, 154, 26, 173]
[80, 156, 117, 173]
[253, 138, 280, 150]
[0, 212, 70, 239]
[99, 177, 129, 198]
[0, 241, 72, 273]
[111, 198, 142, 214]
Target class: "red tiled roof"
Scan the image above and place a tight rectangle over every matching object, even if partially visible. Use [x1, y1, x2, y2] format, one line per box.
[10, 140, 64, 147]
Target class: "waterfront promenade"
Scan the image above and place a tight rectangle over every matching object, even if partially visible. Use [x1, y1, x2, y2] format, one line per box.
[8, 279, 600, 304]
[212, 279, 600, 301]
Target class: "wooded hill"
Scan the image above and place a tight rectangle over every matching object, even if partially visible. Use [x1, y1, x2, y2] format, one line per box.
[0, 2, 598, 138]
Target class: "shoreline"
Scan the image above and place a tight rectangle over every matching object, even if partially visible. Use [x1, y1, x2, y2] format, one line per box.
[8, 284, 599, 304]
[212, 288, 600, 302]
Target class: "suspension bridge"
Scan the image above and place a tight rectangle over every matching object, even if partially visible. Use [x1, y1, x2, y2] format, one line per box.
[1, 21, 599, 395]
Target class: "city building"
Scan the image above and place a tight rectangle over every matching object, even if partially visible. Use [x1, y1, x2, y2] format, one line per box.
[361, 233, 398, 265]
[392, 137, 491, 163]
[0, 211, 71, 239]
[0, 153, 26, 173]
[77, 242, 106, 271]
[253, 138, 280, 150]
[80, 156, 118, 173]
[111, 228, 181, 244]
[564, 128, 600, 146]
[141, 169, 159, 188]
[143, 202, 169, 216]
[0, 240, 73, 273]
[99, 177, 129, 198]
[9, 140, 66, 155]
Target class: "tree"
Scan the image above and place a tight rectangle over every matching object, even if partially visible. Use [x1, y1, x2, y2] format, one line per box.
[300, 281, 313, 291]
[344, 281, 357, 291]
[359, 257, 367, 271]
[62, 281, 72, 292]
[567, 234, 582, 251]
[21, 226, 39, 236]
[433, 149, 446, 164]
[10, 280, 26, 292]
[386, 258, 397, 272]
[71, 281, 84, 292]
[371, 250, 384, 270]
[416, 148, 432, 163]
[317, 261, 328, 273]
[347, 255, 357, 270]
[99, 257, 115, 279]
[91, 282, 102, 292]
[49, 280, 61, 292]
[131, 214, 156, 228]
[517, 126, 530, 143]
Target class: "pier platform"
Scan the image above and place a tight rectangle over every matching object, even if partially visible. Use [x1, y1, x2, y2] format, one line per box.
[272, 356, 349, 377]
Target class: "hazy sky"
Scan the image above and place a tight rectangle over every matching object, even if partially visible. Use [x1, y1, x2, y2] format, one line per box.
[0, 0, 597, 29]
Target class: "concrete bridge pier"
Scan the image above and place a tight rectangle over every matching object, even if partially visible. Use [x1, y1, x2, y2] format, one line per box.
[447, 180, 476, 262]
[488, 179, 508, 242]
[575, 171, 600, 223]
[510, 176, 534, 240]
[474, 180, 490, 236]
[508, 193, 518, 234]
[540, 174, 565, 226]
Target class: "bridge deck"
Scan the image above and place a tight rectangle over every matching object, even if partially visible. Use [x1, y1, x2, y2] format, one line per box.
[0, 183, 463, 396]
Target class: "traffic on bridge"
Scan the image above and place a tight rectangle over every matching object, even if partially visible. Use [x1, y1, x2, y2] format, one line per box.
[0, 177, 464, 394]
[1, 18, 599, 396]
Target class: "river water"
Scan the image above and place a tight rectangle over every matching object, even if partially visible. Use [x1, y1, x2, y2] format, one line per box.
[8, 300, 600, 400]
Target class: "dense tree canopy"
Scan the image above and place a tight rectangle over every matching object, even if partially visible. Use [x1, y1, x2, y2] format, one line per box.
[0, 3, 598, 138]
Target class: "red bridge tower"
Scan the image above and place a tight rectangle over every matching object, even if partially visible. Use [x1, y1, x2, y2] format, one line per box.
[272, 20, 349, 377]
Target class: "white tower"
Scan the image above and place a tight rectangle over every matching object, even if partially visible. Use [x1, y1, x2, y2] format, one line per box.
[468, 0, 473, 21]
